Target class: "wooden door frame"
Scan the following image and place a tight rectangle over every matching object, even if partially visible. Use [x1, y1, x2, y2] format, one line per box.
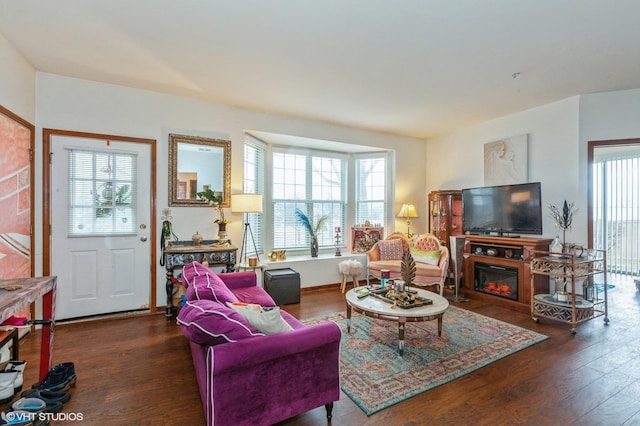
[587, 137, 640, 248]
[0, 105, 35, 277]
[42, 129, 158, 313]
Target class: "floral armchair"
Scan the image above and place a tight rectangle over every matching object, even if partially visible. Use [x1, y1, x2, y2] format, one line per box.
[366, 233, 449, 296]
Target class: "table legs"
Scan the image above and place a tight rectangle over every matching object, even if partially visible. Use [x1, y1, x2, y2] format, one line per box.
[39, 289, 55, 381]
[398, 315, 443, 356]
[346, 302, 445, 356]
[165, 270, 174, 319]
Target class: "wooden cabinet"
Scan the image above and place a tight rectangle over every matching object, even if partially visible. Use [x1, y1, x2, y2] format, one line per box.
[462, 235, 552, 313]
[429, 190, 462, 279]
[428, 190, 463, 248]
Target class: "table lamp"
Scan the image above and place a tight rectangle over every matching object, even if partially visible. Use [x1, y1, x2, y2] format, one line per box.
[397, 203, 418, 237]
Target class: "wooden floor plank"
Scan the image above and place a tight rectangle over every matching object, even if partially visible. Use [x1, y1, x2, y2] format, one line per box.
[6, 273, 639, 425]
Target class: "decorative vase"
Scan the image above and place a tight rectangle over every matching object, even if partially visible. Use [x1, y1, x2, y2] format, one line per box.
[310, 235, 319, 257]
[192, 231, 203, 246]
[550, 236, 562, 255]
[217, 223, 228, 243]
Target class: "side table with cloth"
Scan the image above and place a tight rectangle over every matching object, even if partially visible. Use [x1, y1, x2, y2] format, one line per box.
[0, 276, 56, 381]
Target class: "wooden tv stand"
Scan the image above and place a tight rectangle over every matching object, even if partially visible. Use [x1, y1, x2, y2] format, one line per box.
[462, 235, 552, 313]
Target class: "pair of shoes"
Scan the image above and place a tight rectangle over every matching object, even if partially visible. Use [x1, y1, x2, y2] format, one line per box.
[20, 389, 70, 405]
[0, 409, 37, 425]
[0, 347, 8, 366]
[2, 397, 56, 425]
[0, 361, 28, 403]
[2, 398, 45, 426]
[20, 389, 69, 412]
[5, 361, 26, 393]
[31, 362, 76, 392]
[0, 371, 18, 404]
[10, 396, 61, 415]
[9, 398, 45, 413]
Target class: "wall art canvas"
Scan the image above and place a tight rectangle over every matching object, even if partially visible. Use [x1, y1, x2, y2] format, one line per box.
[0, 105, 33, 279]
[484, 134, 528, 186]
[351, 225, 383, 253]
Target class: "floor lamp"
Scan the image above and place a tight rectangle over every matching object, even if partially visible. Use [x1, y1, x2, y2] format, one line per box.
[397, 203, 418, 238]
[231, 193, 263, 266]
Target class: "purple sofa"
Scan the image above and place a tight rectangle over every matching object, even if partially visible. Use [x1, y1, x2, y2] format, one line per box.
[176, 262, 341, 426]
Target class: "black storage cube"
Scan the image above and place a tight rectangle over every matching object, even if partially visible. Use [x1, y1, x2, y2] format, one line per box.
[264, 268, 301, 305]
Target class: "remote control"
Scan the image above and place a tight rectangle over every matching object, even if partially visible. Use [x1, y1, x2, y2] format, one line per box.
[357, 293, 369, 299]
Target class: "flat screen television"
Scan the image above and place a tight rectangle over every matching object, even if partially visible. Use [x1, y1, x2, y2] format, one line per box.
[462, 182, 543, 235]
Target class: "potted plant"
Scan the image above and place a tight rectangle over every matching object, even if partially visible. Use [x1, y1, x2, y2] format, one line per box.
[197, 189, 230, 231]
[294, 208, 329, 257]
[548, 200, 578, 301]
[548, 200, 577, 249]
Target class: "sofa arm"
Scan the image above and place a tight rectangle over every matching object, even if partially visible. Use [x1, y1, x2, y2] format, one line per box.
[439, 246, 450, 277]
[193, 321, 342, 425]
[366, 243, 381, 262]
[218, 271, 257, 290]
[211, 321, 341, 371]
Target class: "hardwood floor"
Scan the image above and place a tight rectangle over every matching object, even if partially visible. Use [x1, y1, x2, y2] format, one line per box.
[10, 274, 640, 425]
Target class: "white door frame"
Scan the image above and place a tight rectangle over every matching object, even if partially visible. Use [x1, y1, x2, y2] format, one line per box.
[42, 129, 157, 315]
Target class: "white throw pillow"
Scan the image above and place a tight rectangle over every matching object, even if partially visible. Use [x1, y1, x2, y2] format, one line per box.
[226, 302, 293, 335]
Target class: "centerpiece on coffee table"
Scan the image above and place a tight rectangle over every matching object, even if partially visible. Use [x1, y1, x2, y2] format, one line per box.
[369, 288, 433, 308]
[369, 248, 433, 308]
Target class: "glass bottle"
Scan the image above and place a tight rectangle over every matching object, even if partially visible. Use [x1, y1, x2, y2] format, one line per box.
[550, 235, 562, 255]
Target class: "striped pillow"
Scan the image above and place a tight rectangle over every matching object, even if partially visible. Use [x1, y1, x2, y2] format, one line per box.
[177, 299, 264, 346]
[182, 261, 239, 304]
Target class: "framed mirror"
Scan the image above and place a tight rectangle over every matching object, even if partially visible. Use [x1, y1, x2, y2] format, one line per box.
[168, 134, 231, 207]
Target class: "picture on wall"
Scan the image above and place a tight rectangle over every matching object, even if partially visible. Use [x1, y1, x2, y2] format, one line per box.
[484, 134, 528, 186]
[351, 225, 383, 253]
[0, 105, 33, 279]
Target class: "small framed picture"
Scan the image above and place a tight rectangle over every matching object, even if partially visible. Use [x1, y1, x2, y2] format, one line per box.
[351, 226, 383, 253]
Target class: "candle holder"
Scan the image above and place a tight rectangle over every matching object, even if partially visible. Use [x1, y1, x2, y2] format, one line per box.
[334, 230, 342, 256]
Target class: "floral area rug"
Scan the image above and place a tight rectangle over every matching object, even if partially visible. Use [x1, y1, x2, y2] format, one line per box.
[304, 306, 547, 415]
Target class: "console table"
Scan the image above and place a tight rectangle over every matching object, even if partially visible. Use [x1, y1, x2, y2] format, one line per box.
[163, 241, 238, 318]
[0, 276, 56, 381]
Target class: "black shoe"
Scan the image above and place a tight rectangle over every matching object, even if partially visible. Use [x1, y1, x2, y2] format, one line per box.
[21, 389, 71, 404]
[31, 362, 76, 392]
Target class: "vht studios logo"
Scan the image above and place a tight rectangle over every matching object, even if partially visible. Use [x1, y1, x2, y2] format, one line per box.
[5, 411, 85, 422]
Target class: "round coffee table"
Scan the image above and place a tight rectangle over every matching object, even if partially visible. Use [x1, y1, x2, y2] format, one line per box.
[345, 287, 449, 356]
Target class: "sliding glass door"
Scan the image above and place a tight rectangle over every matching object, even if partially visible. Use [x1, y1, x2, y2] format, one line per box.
[589, 139, 640, 275]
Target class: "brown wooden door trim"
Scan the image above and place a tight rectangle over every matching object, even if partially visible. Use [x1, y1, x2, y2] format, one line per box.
[42, 129, 158, 314]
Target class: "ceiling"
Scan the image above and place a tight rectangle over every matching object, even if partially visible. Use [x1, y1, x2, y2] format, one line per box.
[2, 0, 640, 139]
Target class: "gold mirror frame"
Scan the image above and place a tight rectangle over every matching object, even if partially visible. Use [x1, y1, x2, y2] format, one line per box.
[168, 134, 231, 207]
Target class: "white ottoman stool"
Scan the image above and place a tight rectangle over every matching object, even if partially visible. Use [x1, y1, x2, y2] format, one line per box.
[338, 259, 363, 293]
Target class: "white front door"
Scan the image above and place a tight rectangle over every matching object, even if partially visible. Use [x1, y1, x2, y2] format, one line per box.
[50, 136, 151, 320]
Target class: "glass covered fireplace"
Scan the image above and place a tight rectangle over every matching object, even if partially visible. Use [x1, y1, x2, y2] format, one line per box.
[474, 262, 518, 301]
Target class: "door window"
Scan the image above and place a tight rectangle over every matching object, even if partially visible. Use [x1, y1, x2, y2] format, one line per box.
[67, 149, 138, 236]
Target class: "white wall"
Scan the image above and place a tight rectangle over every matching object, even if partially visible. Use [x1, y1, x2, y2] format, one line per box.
[0, 33, 36, 123]
[579, 89, 640, 199]
[35, 73, 426, 297]
[580, 88, 640, 142]
[425, 97, 583, 243]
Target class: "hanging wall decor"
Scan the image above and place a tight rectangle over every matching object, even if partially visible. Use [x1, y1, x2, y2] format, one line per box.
[484, 134, 528, 186]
